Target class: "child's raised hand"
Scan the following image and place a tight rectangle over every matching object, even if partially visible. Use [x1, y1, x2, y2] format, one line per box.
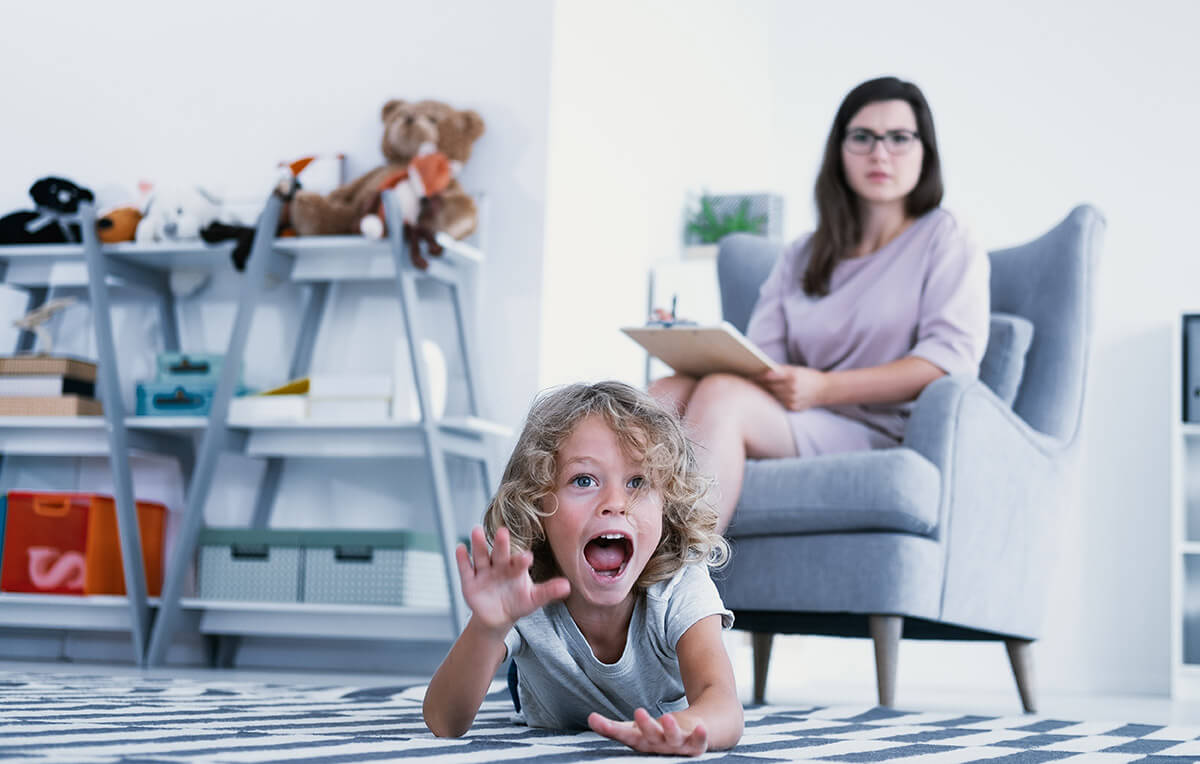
[587, 709, 708, 756]
[456, 526, 570, 634]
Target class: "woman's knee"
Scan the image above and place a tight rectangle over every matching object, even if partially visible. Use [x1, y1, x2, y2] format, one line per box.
[648, 374, 697, 416]
[686, 374, 762, 425]
[689, 373, 759, 407]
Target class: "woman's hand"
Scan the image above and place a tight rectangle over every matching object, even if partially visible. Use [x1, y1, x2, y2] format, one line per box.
[756, 364, 829, 412]
[588, 709, 708, 756]
[456, 526, 570, 635]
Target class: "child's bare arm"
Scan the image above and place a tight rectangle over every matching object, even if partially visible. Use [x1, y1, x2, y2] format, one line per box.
[422, 614, 508, 737]
[671, 614, 743, 749]
[587, 614, 742, 755]
[422, 526, 570, 737]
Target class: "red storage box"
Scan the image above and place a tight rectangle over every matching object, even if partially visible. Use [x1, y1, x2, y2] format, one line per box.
[0, 492, 165, 596]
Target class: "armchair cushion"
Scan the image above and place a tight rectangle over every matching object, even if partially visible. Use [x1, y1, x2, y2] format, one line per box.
[728, 448, 941, 538]
[979, 313, 1034, 406]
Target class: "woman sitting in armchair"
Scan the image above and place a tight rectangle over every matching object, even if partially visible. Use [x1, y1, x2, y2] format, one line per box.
[650, 75, 990, 533]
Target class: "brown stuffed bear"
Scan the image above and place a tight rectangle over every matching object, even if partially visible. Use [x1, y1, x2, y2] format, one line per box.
[287, 99, 484, 241]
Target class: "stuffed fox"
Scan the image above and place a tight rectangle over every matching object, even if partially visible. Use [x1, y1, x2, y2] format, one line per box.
[358, 143, 458, 269]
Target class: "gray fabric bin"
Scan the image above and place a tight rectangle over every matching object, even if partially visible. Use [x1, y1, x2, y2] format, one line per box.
[303, 530, 449, 607]
[196, 529, 304, 602]
[197, 528, 452, 607]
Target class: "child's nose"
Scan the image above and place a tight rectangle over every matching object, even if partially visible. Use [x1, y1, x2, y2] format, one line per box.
[598, 486, 627, 515]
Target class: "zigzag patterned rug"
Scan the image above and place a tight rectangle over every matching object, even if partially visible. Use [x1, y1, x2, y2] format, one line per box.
[0, 671, 1196, 762]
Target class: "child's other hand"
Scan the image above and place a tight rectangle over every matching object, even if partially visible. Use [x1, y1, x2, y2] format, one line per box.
[587, 709, 708, 756]
[456, 526, 569, 634]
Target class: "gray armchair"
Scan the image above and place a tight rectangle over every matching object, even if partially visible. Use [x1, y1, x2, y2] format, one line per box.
[713, 205, 1104, 712]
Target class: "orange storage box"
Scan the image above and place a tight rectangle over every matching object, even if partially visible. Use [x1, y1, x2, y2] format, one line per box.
[0, 491, 165, 596]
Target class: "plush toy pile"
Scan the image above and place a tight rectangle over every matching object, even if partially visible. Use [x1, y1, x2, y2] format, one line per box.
[288, 98, 485, 268]
[0, 98, 485, 274]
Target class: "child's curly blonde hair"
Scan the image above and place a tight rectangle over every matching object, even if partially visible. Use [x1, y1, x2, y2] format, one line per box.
[484, 380, 728, 588]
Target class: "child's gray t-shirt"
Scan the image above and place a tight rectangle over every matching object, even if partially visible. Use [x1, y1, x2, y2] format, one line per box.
[503, 562, 733, 730]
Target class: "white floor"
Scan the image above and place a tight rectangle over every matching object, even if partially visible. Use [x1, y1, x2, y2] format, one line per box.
[2, 632, 1196, 727]
[731, 633, 1200, 726]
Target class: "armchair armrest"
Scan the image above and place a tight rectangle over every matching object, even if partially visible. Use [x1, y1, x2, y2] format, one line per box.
[903, 374, 1062, 472]
[902, 375, 1074, 638]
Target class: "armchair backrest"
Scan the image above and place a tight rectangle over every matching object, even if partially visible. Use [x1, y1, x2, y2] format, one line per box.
[989, 205, 1104, 442]
[716, 204, 1106, 443]
[716, 233, 779, 335]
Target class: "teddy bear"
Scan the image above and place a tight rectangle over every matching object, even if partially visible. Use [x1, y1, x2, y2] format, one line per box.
[287, 99, 484, 246]
[0, 176, 95, 244]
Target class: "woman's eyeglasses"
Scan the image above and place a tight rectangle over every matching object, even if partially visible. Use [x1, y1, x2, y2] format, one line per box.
[843, 128, 920, 155]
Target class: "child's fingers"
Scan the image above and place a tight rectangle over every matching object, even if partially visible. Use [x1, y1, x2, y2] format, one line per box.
[529, 577, 571, 609]
[633, 707, 665, 743]
[659, 712, 684, 747]
[454, 543, 472, 582]
[469, 526, 491, 572]
[492, 526, 511, 566]
[683, 721, 708, 753]
[587, 713, 638, 747]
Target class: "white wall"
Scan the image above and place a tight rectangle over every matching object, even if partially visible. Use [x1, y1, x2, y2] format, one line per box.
[541, 0, 776, 388]
[0, 0, 553, 660]
[541, 0, 1200, 696]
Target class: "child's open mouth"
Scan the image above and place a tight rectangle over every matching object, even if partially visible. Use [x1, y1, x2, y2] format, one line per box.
[583, 532, 633, 580]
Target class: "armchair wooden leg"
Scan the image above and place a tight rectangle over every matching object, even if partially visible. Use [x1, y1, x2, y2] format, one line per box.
[868, 615, 902, 707]
[751, 632, 774, 705]
[1005, 638, 1037, 713]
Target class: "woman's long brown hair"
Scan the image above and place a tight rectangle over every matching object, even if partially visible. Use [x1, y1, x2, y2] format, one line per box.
[805, 76, 944, 296]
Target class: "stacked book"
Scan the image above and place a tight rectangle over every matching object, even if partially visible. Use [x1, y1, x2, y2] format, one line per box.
[0, 356, 101, 416]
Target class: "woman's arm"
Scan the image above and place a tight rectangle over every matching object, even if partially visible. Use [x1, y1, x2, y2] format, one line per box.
[758, 355, 944, 412]
[586, 614, 743, 755]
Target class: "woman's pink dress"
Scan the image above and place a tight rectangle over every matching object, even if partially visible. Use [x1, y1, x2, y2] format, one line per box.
[744, 207, 990, 456]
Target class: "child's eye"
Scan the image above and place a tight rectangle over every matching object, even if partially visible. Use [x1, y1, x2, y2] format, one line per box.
[628, 476, 645, 490]
[570, 475, 595, 488]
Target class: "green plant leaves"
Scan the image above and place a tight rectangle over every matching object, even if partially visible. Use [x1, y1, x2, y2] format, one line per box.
[686, 197, 767, 243]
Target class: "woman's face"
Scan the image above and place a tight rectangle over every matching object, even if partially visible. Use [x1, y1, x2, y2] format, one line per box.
[841, 99, 924, 209]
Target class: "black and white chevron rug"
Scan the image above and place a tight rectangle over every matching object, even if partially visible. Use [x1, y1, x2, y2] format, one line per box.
[0, 670, 1195, 762]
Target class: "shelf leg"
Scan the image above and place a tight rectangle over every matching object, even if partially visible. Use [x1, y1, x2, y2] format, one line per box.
[158, 289, 180, 354]
[388, 225, 468, 632]
[146, 193, 285, 666]
[250, 458, 284, 529]
[288, 281, 330, 380]
[81, 201, 151, 665]
[244, 281, 328, 530]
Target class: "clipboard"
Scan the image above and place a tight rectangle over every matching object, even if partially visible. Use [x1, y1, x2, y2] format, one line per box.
[621, 321, 780, 377]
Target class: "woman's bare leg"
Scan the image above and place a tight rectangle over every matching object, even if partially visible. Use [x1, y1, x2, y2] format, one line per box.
[684, 373, 797, 532]
[648, 374, 699, 418]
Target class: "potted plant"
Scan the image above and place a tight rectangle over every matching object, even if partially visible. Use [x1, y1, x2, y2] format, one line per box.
[683, 195, 768, 259]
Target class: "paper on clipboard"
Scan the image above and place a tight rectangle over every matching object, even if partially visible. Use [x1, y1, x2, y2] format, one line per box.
[621, 321, 780, 377]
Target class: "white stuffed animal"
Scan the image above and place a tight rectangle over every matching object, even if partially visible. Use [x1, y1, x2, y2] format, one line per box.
[136, 186, 222, 296]
[135, 186, 221, 244]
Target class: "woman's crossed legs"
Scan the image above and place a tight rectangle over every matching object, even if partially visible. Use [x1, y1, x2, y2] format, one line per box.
[649, 373, 797, 532]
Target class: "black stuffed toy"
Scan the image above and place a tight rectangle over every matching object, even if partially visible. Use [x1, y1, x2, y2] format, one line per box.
[198, 175, 301, 271]
[0, 177, 95, 244]
[199, 221, 257, 271]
